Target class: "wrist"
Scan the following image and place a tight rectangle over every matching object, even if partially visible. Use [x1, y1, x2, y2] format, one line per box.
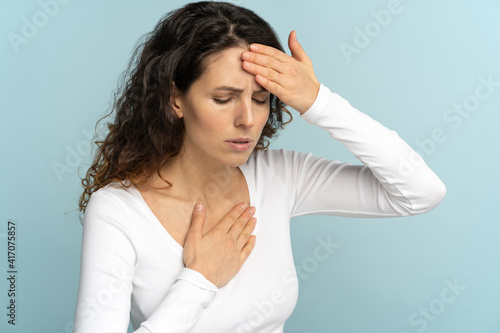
[177, 267, 219, 291]
[299, 81, 322, 115]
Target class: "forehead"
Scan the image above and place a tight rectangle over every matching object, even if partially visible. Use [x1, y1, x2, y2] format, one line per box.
[197, 47, 264, 91]
[205, 46, 246, 67]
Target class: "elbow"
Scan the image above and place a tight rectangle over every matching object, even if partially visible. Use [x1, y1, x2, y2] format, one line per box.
[411, 178, 447, 215]
[429, 179, 447, 210]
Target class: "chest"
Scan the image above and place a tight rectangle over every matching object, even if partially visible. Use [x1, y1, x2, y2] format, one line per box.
[139, 185, 250, 248]
[130, 195, 299, 332]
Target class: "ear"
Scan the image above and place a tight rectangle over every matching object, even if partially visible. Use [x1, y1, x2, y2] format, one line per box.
[170, 82, 184, 119]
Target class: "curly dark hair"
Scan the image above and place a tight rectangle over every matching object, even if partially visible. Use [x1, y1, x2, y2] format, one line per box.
[78, 1, 292, 222]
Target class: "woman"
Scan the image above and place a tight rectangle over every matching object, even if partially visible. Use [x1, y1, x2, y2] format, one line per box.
[74, 1, 446, 332]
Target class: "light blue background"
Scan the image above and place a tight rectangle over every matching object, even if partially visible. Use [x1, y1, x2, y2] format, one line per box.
[1, 0, 499, 332]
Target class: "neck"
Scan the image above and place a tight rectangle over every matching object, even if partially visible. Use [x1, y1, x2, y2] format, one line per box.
[149, 145, 244, 207]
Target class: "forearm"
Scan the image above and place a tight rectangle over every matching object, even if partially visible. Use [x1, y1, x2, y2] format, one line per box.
[136, 268, 218, 332]
[294, 83, 446, 217]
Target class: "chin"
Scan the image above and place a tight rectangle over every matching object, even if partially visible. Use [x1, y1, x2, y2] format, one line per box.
[225, 151, 254, 168]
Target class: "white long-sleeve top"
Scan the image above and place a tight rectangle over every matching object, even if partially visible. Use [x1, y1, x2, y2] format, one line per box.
[73, 83, 446, 333]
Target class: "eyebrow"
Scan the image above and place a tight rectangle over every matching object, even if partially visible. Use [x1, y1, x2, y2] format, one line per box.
[214, 86, 268, 94]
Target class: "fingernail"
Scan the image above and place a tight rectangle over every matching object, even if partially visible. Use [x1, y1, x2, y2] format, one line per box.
[250, 44, 258, 51]
[248, 207, 255, 214]
[242, 51, 250, 59]
[241, 202, 248, 209]
[195, 202, 203, 211]
[251, 217, 257, 224]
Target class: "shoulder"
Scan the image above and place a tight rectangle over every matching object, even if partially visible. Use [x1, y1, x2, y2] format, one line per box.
[242, 148, 313, 189]
[83, 181, 145, 244]
[82, 182, 139, 263]
[87, 180, 141, 215]
[246, 147, 311, 169]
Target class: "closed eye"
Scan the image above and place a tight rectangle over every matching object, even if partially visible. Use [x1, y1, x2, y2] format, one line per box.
[254, 96, 268, 104]
[213, 97, 267, 104]
[213, 98, 232, 104]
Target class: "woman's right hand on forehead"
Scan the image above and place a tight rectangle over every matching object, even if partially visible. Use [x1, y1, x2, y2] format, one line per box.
[241, 30, 320, 115]
[182, 202, 257, 288]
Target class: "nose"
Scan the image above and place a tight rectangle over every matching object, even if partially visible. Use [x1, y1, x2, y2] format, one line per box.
[234, 99, 255, 128]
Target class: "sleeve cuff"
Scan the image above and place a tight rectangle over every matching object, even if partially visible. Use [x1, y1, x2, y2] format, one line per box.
[300, 83, 355, 129]
[300, 83, 331, 121]
[176, 267, 219, 292]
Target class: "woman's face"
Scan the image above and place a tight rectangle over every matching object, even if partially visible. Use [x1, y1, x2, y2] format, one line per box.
[172, 46, 270, 168]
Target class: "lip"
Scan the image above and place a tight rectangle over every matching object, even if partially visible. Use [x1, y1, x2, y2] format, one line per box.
[225, 137, 253, 152]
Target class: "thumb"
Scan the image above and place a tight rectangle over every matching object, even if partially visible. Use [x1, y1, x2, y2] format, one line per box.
[187, 202, 205, 240]
[288, 30, 310, 65]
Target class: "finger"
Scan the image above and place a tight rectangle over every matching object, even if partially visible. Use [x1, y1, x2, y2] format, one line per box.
[187, 202, 205, 241]
[215, 202, 249, 233]
[240, 235, 257, 262]
[249, 43, 289, 63]
[236, 217, 256, 249]
[241, 51, 286, 74]
[228, 206, 255, 238]
[253, 74, 286, 100]
[288, 30, 312, 65]
[242, 61, 284, 88]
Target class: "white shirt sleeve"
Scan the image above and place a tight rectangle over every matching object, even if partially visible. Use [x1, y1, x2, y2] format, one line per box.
[289, 83, 446, 218]
[73, 190, 218, 333]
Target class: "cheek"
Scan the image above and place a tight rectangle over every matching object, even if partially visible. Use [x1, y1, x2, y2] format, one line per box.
[257, 109, 271, 129]
[183, 105, 216, 131]
[187, 113, 224, 142]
